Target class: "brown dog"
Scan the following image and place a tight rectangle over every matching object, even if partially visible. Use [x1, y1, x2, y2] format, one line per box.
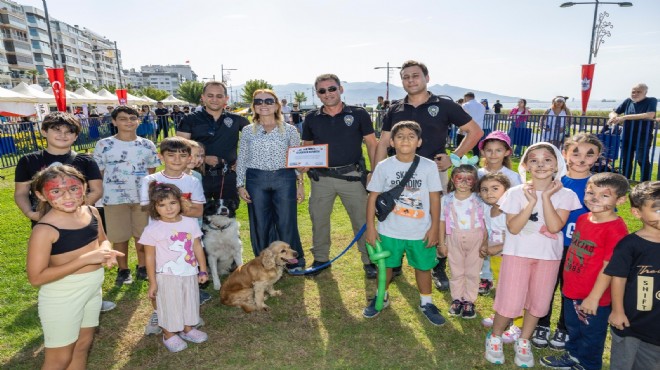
[220, 241, 298, 312]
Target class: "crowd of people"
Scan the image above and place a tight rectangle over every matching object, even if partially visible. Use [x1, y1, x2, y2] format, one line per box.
[13, 60, 659, 369]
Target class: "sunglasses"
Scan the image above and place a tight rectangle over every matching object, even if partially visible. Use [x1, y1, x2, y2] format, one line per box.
[317, 86, 339, 94]
[253, 98, 276, 106]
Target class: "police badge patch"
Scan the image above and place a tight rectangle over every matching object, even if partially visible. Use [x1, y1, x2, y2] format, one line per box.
[224, 117, 233, 128]
[344, 115, 354, 126]
[428, 105, 439, 117]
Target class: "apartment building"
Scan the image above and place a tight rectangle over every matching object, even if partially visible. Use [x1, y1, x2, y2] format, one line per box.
[23, 6, 53, 86]
[0, 0, 33, 86]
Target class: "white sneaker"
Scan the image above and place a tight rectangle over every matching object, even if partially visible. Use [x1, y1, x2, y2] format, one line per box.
[502, 324, 522, 344]
[481, 314, 494, 327]
[144, 311, 162, 335]
[485, 333, 505, 365]
[514, 338, 535, 368]
[100, 300, 116, 313]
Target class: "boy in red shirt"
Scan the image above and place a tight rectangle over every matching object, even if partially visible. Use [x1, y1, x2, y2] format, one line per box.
[541, 173, 629, 370]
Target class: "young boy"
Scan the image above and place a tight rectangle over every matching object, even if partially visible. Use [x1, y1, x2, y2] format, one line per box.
[363, 120, 445, 326]
[605, 181, 660, 370]
[540, 173, 630, 370]
[139, 137, 207, 336]
[93, 106, 160, 286]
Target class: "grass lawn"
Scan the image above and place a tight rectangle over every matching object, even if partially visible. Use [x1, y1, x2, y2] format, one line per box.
[0, 156, 643, 369]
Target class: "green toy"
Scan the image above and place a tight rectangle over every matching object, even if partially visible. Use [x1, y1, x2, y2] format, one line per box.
[366, 240, 391, 311]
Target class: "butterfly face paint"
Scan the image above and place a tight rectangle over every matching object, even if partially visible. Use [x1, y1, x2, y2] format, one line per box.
[42, 176, 85, 206]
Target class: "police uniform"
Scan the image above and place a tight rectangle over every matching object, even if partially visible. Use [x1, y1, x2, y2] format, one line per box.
[302, 104, 374, 264]
[177, 109, 249, 202]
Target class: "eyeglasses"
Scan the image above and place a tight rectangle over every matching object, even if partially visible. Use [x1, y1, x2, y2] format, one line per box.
[253, 98, 276, 106]
[317, 86, 339, 95]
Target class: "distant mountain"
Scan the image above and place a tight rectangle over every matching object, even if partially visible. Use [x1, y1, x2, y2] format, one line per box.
[232, 81, 535, 106]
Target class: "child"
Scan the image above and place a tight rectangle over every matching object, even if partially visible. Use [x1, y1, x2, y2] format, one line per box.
[186, 140, 205, 184]
[540, 173, 629, 370]
[605, 181, 660, 370]
[27, 165, 123, 369]
[139, 182, 209, 353]
[485, 142, 581, 367]
[533, 133, 603, 350]
[139, 137, 206, 335]
[439, 160, 486, 319]
[477, 131, 523, 296]
[364, 121, 444, 326]
[93, 106, 160, 286]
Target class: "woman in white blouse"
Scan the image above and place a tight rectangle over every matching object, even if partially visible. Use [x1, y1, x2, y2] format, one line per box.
[236, 89, 306, 270]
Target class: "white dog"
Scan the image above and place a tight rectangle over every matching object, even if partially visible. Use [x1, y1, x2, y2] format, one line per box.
[202, 199, 243, 290]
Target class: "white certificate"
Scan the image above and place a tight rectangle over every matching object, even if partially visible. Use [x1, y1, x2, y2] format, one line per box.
[286, 144, 329, 168]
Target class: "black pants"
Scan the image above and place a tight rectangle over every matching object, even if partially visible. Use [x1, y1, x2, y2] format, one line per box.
[203, 169, 239, 204]
[620, 121, 654, 182]
[537, 247, 569, 329]
[456, 133, 480, 157]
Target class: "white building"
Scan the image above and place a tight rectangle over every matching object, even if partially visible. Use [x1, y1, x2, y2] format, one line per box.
[23, 6, 54, 87]
[0, 0, 33, 86]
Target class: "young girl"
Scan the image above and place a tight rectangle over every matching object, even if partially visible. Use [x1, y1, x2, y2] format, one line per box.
[439, 157, 486, 320]
[27, 165, 123, 369]
[484, 142, 581, 367]
[138, 182, 209, 353]
[185, 140, 206, 228]
[532, 133, 603, 350]
[477, 131, 523, 295]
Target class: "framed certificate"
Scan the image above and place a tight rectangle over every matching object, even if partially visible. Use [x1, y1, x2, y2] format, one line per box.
[286, 144, 329, 168]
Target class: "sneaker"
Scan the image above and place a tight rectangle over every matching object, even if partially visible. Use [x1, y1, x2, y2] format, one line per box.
[144, 311, 162, 336]
[549, 329, 569, 350]
[514, 338, 535, 368]
[431, 258, 449, 291]
[392, 266, 403, 277]
[419, 303, 446, 326]
[179, 328, 208, 344]
[540, 352, 579, 369]
[287, 265, 304, 274]
[485, 333, 505, 365]
[305, 260, 330, 276]
[448, 299, 463, 316]
[570, 364, 585, 370]
[532, 325, 551, 348]
[115, 268, 133, 286]
[199, 289, 212, 305]
[135, 265, 148, 281]
[194, 316, 205, 328]
[100, 300, 116, 313]
[163, 334, 187, 353]
[479, 279, 493, 295]
[462, 301, 477, 319]
[502, 324, 522, 344]
[363, 295, 389, 318]
[482, 314, 495, 327]
[363, 263, 378, 279]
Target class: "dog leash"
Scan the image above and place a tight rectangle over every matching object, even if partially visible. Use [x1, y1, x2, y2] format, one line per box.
[288, 223, 366, 276]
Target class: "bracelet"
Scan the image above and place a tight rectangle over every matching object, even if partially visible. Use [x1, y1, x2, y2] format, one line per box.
[198, 271, 208, 276]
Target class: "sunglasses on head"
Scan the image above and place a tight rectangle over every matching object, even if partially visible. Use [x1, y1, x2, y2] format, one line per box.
[317, 86, 339, 94]
[253, 98, 276, 106]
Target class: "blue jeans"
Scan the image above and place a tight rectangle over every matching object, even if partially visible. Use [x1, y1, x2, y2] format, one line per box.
[563, 297, 611, 370]
[245, 168, 304, 266]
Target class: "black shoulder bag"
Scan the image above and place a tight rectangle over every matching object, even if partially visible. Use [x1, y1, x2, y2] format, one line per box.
[375, 155, 420, 222]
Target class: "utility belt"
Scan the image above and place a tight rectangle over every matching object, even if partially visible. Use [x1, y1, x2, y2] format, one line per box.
[308, 158, 369, 189]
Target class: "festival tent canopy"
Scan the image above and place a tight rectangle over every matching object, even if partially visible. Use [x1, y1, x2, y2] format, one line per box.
[11, 82, 54, 104]
[139, 95, 157, 104]
[0, 87, 38, 116]
[126, 92, 149, 105]
[75, 87, 115, 105]
[0, 86, 35, 103]
[43, 88, 93, 104]
[161, 94, 187, 105]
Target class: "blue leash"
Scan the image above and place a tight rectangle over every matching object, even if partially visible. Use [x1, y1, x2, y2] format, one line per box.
[288, 224, 366, 276]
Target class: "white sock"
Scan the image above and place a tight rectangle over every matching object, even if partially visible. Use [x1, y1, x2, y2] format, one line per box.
[420, 294, 432, 306]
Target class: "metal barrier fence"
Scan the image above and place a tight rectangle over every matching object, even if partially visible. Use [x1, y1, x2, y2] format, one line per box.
[370, 111, 658, 182]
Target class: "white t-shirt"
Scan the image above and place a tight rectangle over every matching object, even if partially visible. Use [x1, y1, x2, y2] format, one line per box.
[139, 171, 206, 206]
[138, 216, 203, 277]
[484, 204, 507, 253]
[498, 184, 581, 260]
[461, 99, 486, 130]
[440, 193, 483, 230]
[478, 166, 523, 186]
[368, 156, 442, 240]
[281, 105, 292, 123]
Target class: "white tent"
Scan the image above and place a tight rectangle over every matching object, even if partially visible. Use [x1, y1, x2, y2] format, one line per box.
[161, 94, 187, 105]
[12, 82, 54, 104]
[0, 86, 35, 103]
[43, 88, 92, 105]
[139, 95, 157, 104]
[126, 92, 148, 105]
[0, 86, 38, 116]
[75, 87, 115, 105]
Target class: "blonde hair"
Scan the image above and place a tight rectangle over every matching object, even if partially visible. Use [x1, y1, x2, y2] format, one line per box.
[251, 89, 284, 134]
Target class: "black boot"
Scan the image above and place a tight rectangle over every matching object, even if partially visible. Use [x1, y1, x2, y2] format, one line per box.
[432, 257, 449, 291]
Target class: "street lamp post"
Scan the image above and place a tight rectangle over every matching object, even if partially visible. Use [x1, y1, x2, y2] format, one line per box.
[41, 0, 57, 68]
[374, 62, 401, 100]
[92, 42, 124, 89]
[220, 64, 237, 84]
[308, 87, 316, 106]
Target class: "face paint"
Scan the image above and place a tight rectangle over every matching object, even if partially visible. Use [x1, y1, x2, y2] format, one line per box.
[43, 176, 84, 202]
[452, 173, 475, 186]
[584, 184, 619, 213]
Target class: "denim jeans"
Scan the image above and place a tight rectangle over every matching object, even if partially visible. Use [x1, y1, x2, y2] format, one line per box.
[245, 168, 304, 266]
[563, 297, 611, 370]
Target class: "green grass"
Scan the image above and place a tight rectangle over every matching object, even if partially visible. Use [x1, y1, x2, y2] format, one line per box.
[0, 157, 644, 369]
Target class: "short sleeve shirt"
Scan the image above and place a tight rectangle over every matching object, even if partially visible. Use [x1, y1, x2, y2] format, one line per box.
[498, 184, 582, 260]
[139, 171, 206, 206]
[93, 137, 160, 205]
[561, 176, 590, 247]
[477, 166, 523, 186]
[615, 97, 658, 116]
[177, 110, 249, 165]
[138, 217, 203, 277]
[440, 193, 483, 230]
[302, 104, 374, 167]
[382, 94, 472, 159]
[367, 156, 441, 240]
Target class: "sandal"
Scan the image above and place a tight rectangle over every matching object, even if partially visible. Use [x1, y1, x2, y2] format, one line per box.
[163, 334, 188, 352]
[179, 328, 208, 344]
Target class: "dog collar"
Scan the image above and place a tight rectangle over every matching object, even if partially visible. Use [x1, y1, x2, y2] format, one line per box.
[207, 222, 231, 232]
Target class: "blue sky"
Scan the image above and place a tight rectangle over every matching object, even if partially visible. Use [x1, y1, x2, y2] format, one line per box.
[22, 0, 660, 100]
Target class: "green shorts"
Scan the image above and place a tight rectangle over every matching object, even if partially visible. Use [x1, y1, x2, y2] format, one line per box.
[377, 234, 438, 271]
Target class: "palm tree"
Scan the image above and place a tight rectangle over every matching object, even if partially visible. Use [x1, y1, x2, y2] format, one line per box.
[294, 91, 307, 106]
[26, 69, 39, 84]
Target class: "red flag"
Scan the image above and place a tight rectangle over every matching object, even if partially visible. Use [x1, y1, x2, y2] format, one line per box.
[581, 64, 596, 115]
[116, 89, 128, 105]
[46, 68, 66, 112]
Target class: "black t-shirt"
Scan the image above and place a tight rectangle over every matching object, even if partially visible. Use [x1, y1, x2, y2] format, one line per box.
[382, 93, 472, 159]
[604, 233, 660, 346]
[177, 109, 249, 165]
[154, 108, 169, 124]
[15, 150, 102, 209]
[301, 104, 374, 167]
[291, 111, 303, 124]
[493, 103, 503, 114]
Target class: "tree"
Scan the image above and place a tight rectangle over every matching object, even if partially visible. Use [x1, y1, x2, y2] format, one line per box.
[82, 82, 98, 93]
[139, 86, 169, 101]
[100, 85, 116, 93]
[26, 69, 39, 84]
[65, 74, 80, 91]
[241, 79, 273, 103]
[176, 80, 204, 104]
[294, 91, 307, 106]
